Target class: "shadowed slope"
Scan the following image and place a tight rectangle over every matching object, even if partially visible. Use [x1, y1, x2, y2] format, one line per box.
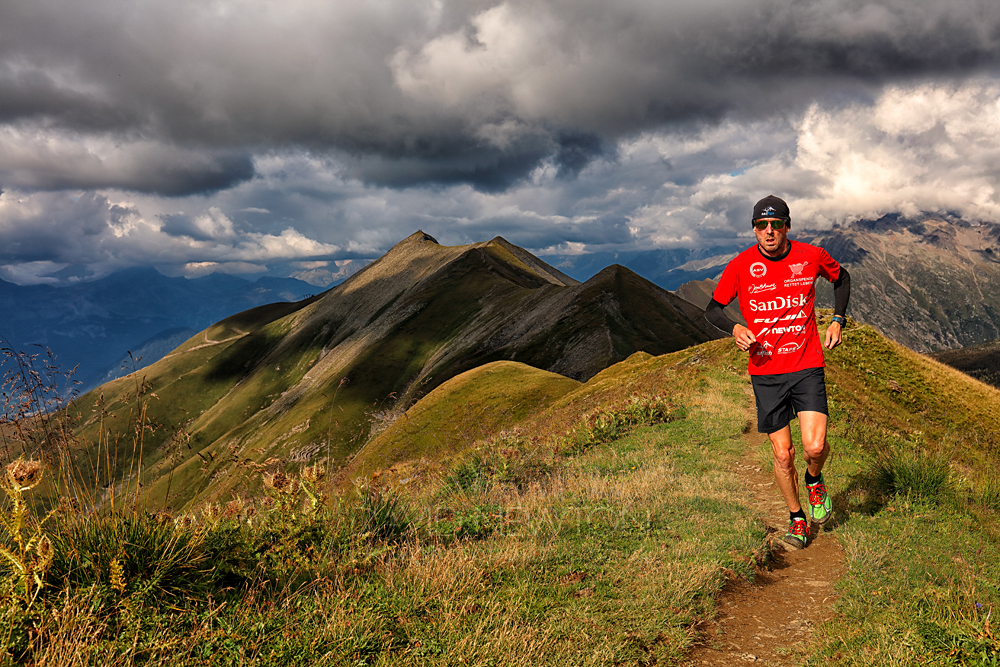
[931, 338, 1000, 389]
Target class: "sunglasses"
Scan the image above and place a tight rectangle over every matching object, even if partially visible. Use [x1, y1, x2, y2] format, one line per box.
[752, 218, 788, 230]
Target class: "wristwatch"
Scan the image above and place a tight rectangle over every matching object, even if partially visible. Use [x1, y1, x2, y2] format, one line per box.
[831, 315, 846, 325]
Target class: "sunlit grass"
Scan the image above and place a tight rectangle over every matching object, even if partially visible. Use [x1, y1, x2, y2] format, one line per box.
[6, 321, 1000, 665]
[3, 344, 773, 665]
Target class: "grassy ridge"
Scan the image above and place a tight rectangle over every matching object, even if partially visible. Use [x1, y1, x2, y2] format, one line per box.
[342, 361, 581, 484]
[4, 319, 1000, 664]
[4, 341, 769, 665]
[807, 317, 1000, 665]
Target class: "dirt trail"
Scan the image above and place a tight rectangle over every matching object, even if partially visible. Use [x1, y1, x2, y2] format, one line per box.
[685, 422, 847, 665]
[163, 328, 247, 358]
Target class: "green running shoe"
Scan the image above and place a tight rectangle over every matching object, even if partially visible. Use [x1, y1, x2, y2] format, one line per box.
[781, 517, 810, 550]
[807, 474, 833, 524]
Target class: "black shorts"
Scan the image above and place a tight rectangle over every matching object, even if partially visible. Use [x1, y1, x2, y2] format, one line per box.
[750, 367, 828, 434]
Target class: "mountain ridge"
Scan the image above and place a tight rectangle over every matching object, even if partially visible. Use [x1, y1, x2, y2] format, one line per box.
[71, 232, 721, 509]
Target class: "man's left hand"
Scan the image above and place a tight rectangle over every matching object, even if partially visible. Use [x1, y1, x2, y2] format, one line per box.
[824, 322, 843, 350]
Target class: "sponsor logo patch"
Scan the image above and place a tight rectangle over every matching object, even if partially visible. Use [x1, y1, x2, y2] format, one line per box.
[788, 262, 809, 277]
[748, 282, 777, 294]
[748, 294, 807, 312]
[776, 342, 803, 355]
[758, 324, 805, 336]
[750, 262, 767, 278]
[783, 261, 814, 286]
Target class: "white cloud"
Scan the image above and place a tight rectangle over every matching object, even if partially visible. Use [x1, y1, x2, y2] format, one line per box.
[240, 228, 340, 260]
[791, 79, 1000, 225]
[179, 261, 267, 278]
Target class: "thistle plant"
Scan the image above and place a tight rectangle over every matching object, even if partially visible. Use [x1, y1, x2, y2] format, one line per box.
[262, 465, 327, 515]
[0, 459, 54, 608]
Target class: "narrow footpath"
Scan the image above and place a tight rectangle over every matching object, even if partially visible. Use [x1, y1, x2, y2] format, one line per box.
[686, 406, 847, 666]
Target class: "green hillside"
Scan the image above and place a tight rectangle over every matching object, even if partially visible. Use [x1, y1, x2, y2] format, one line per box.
[66, 232, 722, 510]
[5, 317, 1000, 664]
[341, 361, 581, 485]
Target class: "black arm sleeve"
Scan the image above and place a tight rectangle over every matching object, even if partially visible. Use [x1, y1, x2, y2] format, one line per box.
[705, 298, 735, 335]
[833, 267, 851, 317]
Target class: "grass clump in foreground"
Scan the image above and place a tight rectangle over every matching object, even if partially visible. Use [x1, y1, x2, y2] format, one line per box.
[1, 343, 774, 665]
[804, 319, 1000, 666]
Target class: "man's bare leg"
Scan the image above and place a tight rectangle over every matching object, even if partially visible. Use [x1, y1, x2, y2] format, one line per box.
[768, 425, 802, 513]
[798, 410, 833, 524]
[798, 410, 830, 477]
[769, 411, 830, 513]
[769, 425, 810, 548]
[769, 411, 831, 549]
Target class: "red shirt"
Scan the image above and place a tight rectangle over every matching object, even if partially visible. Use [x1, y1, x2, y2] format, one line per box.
[712, 240, 841, 376]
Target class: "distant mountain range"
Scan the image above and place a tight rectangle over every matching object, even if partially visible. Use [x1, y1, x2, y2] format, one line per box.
[546, 213, 1000, 357]
[8, 211, 998, 402]
[70, 232, 722, 509]
[540, 245, 745, 290]
[0, 269, 324, 394]
[807, 214, 1000, 353]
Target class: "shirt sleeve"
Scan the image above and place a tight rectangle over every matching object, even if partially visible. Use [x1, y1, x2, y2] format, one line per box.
[712, 260, 740, 306]
[816, 247, 841, 282]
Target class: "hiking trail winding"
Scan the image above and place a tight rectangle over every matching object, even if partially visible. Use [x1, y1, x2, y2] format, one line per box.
[685, 403, 847, 666]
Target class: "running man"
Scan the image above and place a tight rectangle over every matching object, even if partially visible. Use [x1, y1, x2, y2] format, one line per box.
[704, 195, 851, 549]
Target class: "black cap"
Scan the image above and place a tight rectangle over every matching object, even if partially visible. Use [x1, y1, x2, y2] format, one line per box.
[752, 195, 790, 222]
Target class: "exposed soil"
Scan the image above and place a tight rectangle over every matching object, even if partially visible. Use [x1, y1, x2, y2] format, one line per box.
[685, 421, 847, 666]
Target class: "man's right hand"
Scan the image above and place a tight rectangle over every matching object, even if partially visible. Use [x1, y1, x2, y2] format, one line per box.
[733, 324, 757, 352]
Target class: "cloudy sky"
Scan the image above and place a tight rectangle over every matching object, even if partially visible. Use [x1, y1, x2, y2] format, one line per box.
[2, 0, 999, 284]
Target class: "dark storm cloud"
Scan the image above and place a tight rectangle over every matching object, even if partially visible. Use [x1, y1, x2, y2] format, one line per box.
[140, 153, 255, 196]
[0, 193, 115, 263]
[1, 0, 998, 194]
[0, 124, 256, 196]
[554, 133, 609, 180]
[159, 214, 216, 242]
[0, 66, 139, 131]
[346, 132, 556, 192]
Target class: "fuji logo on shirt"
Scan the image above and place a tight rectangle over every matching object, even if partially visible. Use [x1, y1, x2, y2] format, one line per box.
[755, 313, 807, 323]
[750, 262, 767, 278]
